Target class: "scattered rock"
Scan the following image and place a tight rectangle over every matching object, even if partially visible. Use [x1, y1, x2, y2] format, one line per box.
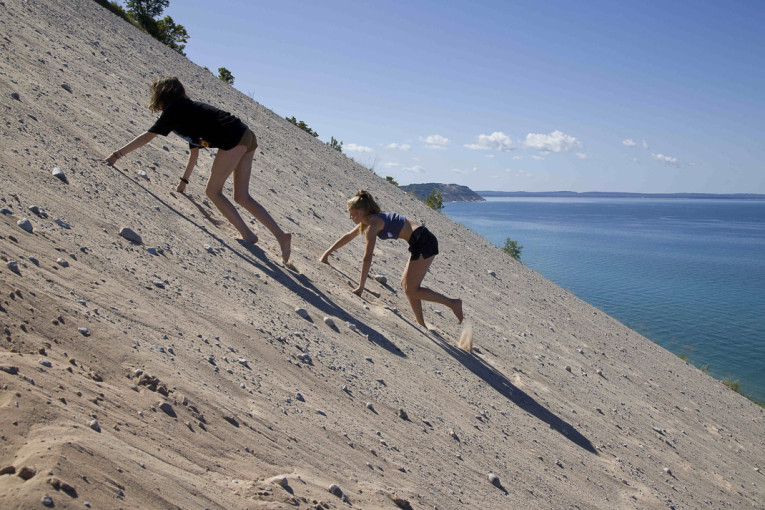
[366, 402, 376, 412]
[158, 402, 176, 417]
[297, 353, 312, 364]
[268, 475, 289, 489]
[17, 218, 33, 233]
[328, 484, 348, 502]
[0, 466, 16, 475]
[39, 358, 52, 368]
[61, 82, 72, 93]
[323, 317, 335, 327]
[487, 270, 496, 277]
[373, 274, 387, 285]
[118, 227, 143, 244]
[78, 327, 90, 336]
[18, 466, 36, 480]
[89, 420, 101, 432]
[449, 428, 460, 442]
[295, 392, 305, 402]
[56, 258, 69, 267]
[52, 167, 68, 183]
[7, 261, 21, 275]
[295, 307, 309, 319]
[42, 496, 54, 507]
[391, 496, 413, 509]
[55, 218, 71, 229]
[10, 92, 20, 101]
[488, 472, 501, 487]
[397, 408, 409, 420]
[565, 365, 572, 372]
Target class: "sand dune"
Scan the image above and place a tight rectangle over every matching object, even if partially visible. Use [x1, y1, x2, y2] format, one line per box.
[1, 1, 763, 508]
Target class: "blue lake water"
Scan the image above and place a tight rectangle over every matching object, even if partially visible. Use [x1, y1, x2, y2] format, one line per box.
[444, 197, 765, 403]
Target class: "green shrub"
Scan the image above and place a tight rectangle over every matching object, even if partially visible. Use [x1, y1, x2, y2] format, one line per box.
[425, 188, 443, 211]
[218, 67, 234, 85]
[502, 238, 523, 261]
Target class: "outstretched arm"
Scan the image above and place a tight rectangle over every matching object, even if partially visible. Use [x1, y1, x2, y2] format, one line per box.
[176, 147, 199, 193]
[320, 226, 360, 263]
[104, 131, 158, 165]
[352, 220, 381, 296]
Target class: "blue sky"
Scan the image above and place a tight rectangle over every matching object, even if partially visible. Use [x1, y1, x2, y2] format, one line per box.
[160, 0, 765, 193]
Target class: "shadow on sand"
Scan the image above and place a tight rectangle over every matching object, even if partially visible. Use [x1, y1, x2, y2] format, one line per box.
[427, 329, 598, 455]
[112, 167, 403, 356]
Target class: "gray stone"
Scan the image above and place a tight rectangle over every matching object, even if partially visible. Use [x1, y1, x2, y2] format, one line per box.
[7, 260, 21, 275]
[323, 317, 335, 327]
[17, 218, 33, 233]
[488, 472, 501, 487]
[119, 227, 142, 244]
[373, 274, 387, 285]
[295, 307, 309, 319]
[89, 420, 101, 432]
[54, 218, 70, 229]
[61, 82, 72, 93]
[52, 167, 68, 183]
[56, 258, 69, 268]
[39, 358, 52, 368]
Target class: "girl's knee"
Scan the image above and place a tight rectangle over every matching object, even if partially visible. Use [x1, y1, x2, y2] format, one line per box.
[233, 191, 251, 206]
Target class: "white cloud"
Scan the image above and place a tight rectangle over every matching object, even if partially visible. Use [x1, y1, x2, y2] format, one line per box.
[623, 138, 650, 149]
[451, 168, 468, 174]
[576, 153, 588, 160]
[505, 168, 533, 178]
[512, 155, 523, 160]
[383, 162, 400, 169]
[464, 131, 515, 152]
[386, 142, 411, 151]
[403, 165, 425, 173]
[420, 134, 450, 150]
[525, 130, 582, 153]
[651, 153, 679, 166]
[532, 155, 545, 161]
[346, 143, 373, 153]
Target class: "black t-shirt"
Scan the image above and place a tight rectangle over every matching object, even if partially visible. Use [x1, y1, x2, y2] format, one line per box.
[148, 98, 248, 150]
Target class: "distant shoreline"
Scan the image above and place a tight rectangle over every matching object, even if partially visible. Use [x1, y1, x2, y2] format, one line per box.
[477, 191, 765, 200]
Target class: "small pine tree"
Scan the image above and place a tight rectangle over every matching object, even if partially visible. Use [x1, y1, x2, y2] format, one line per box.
[425, 188, 444, 211]
[385, 176, 399, 186]
[327, 136, 343, 153]
[218, 67, 234, 85]
[502, 238, 523, 261]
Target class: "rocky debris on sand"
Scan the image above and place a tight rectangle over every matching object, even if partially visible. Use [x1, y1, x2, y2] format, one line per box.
[119, 227, 143, 245]
[323, 317, 335, 327]
[373, 274, 387, 284]
[328, 484, 348, 502]
[397, 408, 409, 420]
[488, 472, 502, 487]
[51, 167, 68, 183]
[55, 218, 71, 229]
[61, 82, 72, 93]
[7, 261, 21, 275]
[78, 327, 90, 336]
[295, 307, 309, 319]
[56, 258, 69, 268]
[17, 218, 33, 233]
[89, 419, 101, 432]
[391, 495, 414, 509]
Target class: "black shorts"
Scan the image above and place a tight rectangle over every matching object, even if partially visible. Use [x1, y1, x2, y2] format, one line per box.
[408, 226, 439, 261]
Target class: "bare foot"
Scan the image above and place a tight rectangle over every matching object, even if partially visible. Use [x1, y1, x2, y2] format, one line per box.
[279, 232, 292, 264]
[452, 298, 463, 324]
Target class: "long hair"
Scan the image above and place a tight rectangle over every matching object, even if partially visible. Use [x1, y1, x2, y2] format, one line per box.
[149, 77, 188, 112]
[347, 190, 381, 234]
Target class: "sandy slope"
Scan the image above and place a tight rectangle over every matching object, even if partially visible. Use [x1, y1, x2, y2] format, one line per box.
[1, 1, 763, 508]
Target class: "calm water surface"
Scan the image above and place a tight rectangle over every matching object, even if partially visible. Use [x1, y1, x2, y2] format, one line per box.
[444, 197, 765, 402]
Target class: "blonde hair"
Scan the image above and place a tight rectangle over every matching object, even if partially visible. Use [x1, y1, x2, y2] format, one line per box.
[347, 190, 381, 234]
[149, 77, 188, 112]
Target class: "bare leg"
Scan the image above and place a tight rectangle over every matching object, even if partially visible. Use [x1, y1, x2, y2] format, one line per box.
[401, 255, 463, 326]
[205, 146, 258, 242]
[232, 149, 291, 263]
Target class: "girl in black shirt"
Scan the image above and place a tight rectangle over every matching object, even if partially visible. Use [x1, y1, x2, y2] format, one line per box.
[104, 77, 291, 264]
